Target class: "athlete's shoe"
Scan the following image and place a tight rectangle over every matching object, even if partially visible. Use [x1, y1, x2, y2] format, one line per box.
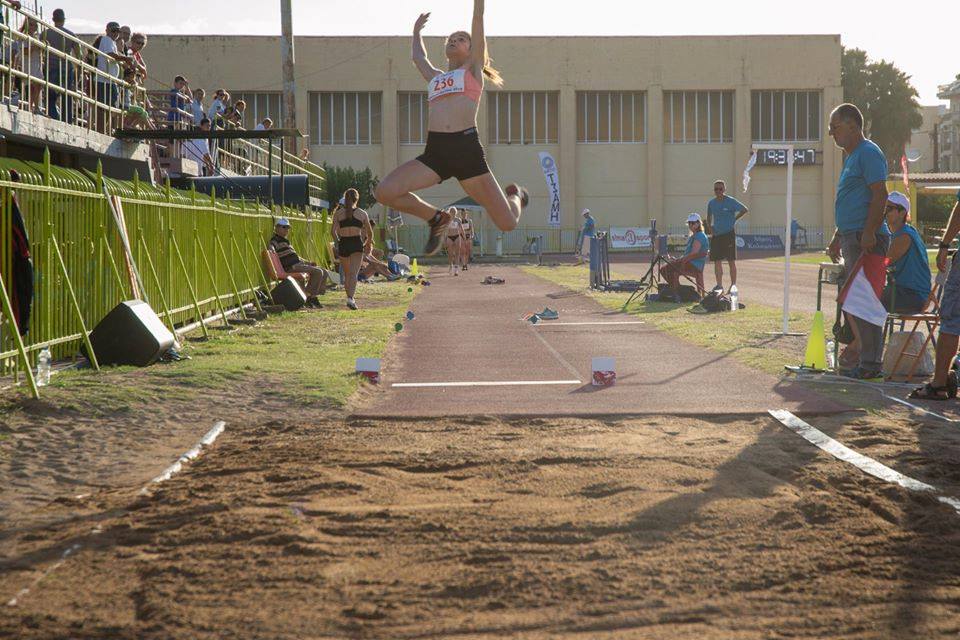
[423, 208, 453, 256]
[538, 307, 559, 320]
[346, 298, 358, 310]
[504, 183, 530, 208]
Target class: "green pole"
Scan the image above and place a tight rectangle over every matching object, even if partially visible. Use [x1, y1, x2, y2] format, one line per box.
[231, 234, 264, 314]
[50, 234, 100, 371]
[196, 236, 231, 327]
[138, 236, 178, 337]
[170, 231, 209, 339]
[0, 272, 39, 399]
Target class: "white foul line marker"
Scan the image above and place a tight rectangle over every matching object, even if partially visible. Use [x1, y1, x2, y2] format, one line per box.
[6, 544, 81, 607]
[392, 380, 581, 388]
[140, 421, 226, 494]
[534, 321, 646, 326]
[527, 323, 582, 380]
[769, 410, 960, 514]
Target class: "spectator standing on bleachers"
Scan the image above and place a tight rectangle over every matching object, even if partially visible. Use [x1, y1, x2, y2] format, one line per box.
[910, 188, 960, 400]
[190, 88, 206, 125]
[883, 191, 930, 314]
[224, 99, 246, 127]
[118, 25, 130, 52]
[126, 33, 147, 85]
[42, 9, 78, 123]
[167, 75, 191, 126]
[269, 217, 328, 307]
[0, 2, 22, 98]
[207, 88, 229, 126]
[255, 117, 272, 131]
[12, 17, 42, 113]
[94, 22, 130, 129]
[182, 117, 215, 176]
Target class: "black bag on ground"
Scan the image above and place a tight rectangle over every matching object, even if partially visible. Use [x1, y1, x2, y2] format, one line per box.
[700, 290, 730, 312]
[657, 283, 700, 303]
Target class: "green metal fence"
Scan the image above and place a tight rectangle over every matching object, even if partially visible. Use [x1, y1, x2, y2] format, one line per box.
[0, 151, 332, 397]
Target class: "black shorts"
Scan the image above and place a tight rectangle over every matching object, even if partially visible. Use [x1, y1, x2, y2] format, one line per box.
[338, 236, 364, 257]
[416, 128, 490, 182]
[710, 232, 737, 262]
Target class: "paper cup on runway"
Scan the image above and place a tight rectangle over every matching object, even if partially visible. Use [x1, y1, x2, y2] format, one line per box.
[592, 357, 616, 386]
[356, 357, 381, 384]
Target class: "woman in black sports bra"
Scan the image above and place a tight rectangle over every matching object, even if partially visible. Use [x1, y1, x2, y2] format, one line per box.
[331, 188, 372, 310]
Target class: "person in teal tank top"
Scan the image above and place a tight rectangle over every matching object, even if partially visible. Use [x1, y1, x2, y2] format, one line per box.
[883, 191, 931, 314]
[661, 213, 710, 300]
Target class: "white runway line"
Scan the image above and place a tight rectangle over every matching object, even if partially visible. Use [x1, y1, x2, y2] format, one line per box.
[140, 420, 226, 494]
[392, 380, 581, 388]
[534, 321, 646, 326]
[769, 410, 960, 514]
[6, 543, 81, 607]
[526, 323, 583, 380]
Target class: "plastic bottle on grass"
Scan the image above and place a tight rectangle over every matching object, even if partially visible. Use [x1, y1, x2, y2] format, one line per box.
[729, 285, 738, 312]
[37, 347, 51, 387]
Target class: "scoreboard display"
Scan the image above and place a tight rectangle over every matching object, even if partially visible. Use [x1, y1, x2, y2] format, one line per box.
[755, 148, 818, 166]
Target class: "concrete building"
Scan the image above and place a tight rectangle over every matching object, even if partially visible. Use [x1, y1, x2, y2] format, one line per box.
[906, 105, 944, 174]
[938, 76, 960, 172]
[144, 35, 843, 236]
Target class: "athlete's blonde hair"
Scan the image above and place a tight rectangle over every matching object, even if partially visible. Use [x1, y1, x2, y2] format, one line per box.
[451, 31, 503, 87]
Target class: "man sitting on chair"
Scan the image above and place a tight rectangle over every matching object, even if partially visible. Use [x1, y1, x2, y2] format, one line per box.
[883, 191, 930, 314]
[661, 213, 709, 301]
[269, 217, 328, 307]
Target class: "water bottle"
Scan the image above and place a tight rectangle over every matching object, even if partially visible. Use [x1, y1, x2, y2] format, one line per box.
[826, 340, 836, 371]
[729, 285, 738, 312]
[37, 347, 51, 387]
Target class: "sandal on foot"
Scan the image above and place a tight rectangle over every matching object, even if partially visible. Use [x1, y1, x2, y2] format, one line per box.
[909, 383, 953, 401]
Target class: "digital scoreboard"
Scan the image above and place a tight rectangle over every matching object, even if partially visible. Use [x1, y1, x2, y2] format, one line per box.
[755, 148, 818, 166]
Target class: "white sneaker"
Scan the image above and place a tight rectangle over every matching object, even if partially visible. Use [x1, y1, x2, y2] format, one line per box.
[346, 298, 358, 310]
[454, 266, 459, 276]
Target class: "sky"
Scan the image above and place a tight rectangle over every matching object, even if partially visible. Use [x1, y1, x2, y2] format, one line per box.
[26, 0, 956, 104]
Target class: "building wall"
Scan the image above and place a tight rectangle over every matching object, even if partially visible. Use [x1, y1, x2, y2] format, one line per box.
[144, 34, 842, 233]
[907, 105, 943, 174]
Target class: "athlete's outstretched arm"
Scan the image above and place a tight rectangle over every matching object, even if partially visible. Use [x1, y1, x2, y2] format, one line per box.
[470, 0, 487, 74]
[412, 12, 441, 81]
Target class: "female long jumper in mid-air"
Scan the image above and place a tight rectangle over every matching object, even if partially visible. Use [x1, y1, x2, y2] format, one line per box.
[374, 0, 529, 256]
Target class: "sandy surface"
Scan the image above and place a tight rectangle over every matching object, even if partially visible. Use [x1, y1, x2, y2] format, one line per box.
[3, 409, 960, 639]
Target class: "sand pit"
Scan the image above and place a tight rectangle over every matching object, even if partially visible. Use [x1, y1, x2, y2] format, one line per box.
[3, 409, 960, 639]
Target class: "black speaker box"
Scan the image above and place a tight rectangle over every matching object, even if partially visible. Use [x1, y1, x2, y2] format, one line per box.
[272, 277, 307, 311]
[87, 300, 176, 367]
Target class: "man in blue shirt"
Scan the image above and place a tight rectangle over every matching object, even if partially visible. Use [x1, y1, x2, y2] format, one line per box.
[912, 187, 960, 399]
[826, 103, 889, 379]
[575, 208, 597, 265]
[705, 179, 748, 292]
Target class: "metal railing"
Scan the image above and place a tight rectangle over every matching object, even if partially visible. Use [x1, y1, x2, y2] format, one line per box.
[0, 151, 333, 395]
[0, 1, 144, 134]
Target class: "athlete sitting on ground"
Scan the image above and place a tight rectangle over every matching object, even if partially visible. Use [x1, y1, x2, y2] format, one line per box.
[373, 0, 529, 256]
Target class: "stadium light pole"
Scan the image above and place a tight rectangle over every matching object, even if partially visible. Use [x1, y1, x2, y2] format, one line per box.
[751, 143, 796, 336]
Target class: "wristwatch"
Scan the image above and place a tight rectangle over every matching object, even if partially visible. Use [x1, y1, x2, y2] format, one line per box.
[940, 242, 952, 250]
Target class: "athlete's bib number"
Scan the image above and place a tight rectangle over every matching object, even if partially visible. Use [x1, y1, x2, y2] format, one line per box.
[428, 69, 466, 101]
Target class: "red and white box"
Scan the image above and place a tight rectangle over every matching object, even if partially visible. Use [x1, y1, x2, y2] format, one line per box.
[356, 358, 381, 384]
[592, 357, 616, 386]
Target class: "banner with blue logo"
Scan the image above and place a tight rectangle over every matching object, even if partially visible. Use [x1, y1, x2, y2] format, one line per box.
[735, 234, 784, 250]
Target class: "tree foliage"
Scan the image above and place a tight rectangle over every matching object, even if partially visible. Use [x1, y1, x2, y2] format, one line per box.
[322, 164, 379, 210]
[841, 47, 923, 170]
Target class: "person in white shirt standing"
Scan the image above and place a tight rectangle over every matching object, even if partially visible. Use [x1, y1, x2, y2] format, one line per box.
[94, 22, 130, 130]
[190, 88, 206, 126]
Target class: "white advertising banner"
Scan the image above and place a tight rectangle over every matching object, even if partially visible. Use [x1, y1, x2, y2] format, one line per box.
[609, 227, 652, 249]
[538, 152, 561, 228]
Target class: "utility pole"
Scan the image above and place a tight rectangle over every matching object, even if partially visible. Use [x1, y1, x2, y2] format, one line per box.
[280, 0, 297, 145]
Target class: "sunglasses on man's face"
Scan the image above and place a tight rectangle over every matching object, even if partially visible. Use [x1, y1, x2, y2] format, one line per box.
[277, 225, 290, 229]
[688, 221, 699, 226]
[884, 204, 904, 213]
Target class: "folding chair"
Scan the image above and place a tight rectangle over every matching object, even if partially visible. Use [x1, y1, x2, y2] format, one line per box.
[262, 249, 308, 287]
[883, 280, 941, 383]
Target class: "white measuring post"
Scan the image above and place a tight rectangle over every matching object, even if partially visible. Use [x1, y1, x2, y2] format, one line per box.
[751, 143, 795, 335]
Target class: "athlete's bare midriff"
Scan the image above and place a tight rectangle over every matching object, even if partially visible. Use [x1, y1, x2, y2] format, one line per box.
[427, 80, 482, 133]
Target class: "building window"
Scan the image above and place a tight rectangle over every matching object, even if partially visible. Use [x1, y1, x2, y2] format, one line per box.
[577, 91, 646, 143]
[487, 92, 559, 144]
[309, 92, 382, 145]
[398, 92, 428, 145]
[663, 91, 733, 143]
[231, 92, 283, 130]
[751, 90, 821, 142]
